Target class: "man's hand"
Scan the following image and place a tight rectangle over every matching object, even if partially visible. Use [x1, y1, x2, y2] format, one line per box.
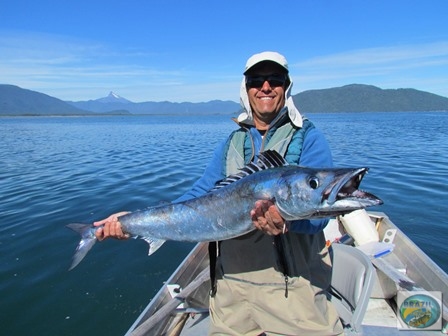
[251, 200, 288, 235]
[93, 211, 130, 241]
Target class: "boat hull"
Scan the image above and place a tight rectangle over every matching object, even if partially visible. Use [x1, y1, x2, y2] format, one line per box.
[126, 212, 448, 335]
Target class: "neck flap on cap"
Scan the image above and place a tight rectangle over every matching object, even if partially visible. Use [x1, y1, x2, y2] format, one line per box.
[237, 76, 303, 128]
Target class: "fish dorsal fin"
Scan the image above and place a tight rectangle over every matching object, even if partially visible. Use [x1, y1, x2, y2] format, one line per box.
[211, 150, 288, 191]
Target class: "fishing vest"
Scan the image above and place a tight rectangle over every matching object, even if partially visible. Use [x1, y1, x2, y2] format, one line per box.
[210, 113, 333, 296]
[224, 113, 312, 175]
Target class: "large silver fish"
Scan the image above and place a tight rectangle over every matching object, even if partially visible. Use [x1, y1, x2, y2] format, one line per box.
[67, 150, 382, 270]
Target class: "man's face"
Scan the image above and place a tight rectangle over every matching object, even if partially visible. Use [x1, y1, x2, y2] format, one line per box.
[245, 63, 287, 129]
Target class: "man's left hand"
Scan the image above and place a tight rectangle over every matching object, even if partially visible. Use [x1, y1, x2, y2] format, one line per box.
[251, 200, 288, 235]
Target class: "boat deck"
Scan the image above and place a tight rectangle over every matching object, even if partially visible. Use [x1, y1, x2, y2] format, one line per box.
[177, 298, 445, 335]
[126, 213, 448, 336]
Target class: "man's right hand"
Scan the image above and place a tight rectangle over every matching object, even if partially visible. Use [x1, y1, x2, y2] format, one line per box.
[94, 211, 130, 241]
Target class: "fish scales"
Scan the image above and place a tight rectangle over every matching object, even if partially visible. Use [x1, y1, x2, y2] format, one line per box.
[67, 150, 382, 270]
[119, 168, 283, 242]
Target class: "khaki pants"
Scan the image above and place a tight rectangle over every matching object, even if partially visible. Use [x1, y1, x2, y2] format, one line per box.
[209, 274, 343, 336]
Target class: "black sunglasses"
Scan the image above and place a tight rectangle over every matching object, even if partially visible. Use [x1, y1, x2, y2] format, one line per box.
[245, 74, 287, 89]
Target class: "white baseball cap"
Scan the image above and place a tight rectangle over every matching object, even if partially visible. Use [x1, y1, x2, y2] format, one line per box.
[244, 51, 289, 75]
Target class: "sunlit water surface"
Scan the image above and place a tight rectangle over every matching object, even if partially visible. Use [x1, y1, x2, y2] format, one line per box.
[1, 112, 447, 335]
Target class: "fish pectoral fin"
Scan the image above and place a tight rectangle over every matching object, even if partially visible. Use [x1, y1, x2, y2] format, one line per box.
[142, 237, 166, 256]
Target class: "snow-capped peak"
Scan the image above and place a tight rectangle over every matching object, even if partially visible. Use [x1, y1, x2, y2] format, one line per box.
[109, 91, 121, 99]
[96, 91, 132, 104]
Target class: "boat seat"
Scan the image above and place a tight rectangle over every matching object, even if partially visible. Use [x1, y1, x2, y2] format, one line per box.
[330, 243, 375, 334]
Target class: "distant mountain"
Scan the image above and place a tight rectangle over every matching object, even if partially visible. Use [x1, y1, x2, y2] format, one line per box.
[60, 84, 448, 114]
[293, 84, 448, 112]
[0, 84, 91, 115]
[67, 96, 240, 115]
[2, 83, 448, 116]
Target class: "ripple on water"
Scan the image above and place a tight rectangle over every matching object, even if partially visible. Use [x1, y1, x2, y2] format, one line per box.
[0, 113, 447, 336]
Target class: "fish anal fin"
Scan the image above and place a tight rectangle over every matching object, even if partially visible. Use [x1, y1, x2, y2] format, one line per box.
[142, 237, 166, 256]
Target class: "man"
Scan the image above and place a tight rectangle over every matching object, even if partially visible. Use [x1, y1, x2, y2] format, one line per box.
[95, 51, 343, 335]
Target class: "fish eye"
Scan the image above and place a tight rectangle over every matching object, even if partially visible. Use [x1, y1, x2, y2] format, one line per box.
[308, 176, 319, 189]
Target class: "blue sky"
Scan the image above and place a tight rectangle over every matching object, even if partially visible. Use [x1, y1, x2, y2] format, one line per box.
[1, 0, 447, 103]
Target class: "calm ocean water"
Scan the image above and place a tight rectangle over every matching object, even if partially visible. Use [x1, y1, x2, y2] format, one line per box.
[1, 112, 447, 336]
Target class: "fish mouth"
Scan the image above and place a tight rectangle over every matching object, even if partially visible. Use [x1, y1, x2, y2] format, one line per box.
[324, 168, 383, 207]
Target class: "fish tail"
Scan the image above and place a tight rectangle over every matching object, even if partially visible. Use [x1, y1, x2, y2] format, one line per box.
[66, 223, 97, 271]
